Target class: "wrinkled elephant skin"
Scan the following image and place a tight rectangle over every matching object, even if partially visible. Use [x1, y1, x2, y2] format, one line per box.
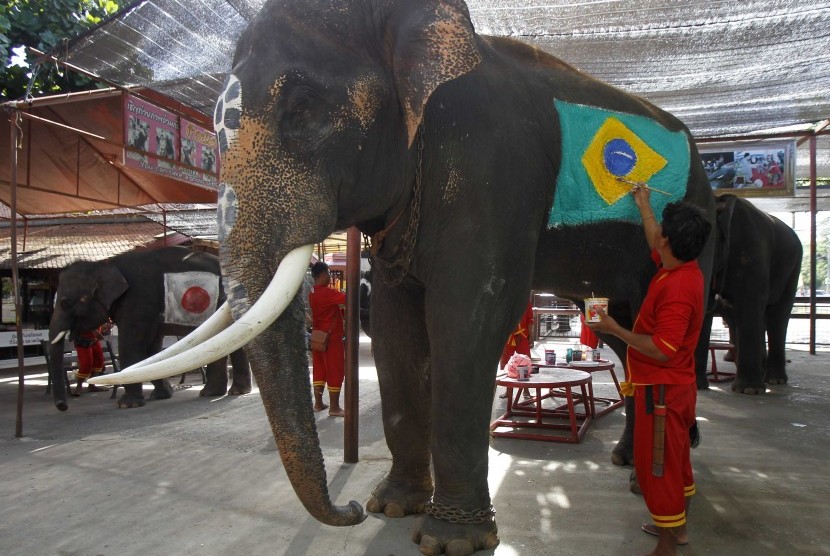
[47, 247, 251, 411]
[210, 0, 715, 553]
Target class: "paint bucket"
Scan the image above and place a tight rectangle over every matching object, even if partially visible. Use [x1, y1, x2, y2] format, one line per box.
[517, 365, 530, 381]
[545, 350, 557, 365]
[585, 297, 609, 323]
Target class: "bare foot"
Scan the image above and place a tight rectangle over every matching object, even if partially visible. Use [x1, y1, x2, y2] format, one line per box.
[329, 407, 345, 417]
[313, 403, 329, 412]
[641, 523, 688, 545]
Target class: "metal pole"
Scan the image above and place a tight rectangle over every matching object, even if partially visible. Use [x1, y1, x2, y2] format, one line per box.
[11, 111, 26, 437]
[343, 227, 360, 463]
[809, 135, 817, 355]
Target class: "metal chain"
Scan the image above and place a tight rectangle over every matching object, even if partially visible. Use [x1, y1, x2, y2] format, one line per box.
[425, 501, 496, 524]
[368, 125, 424, 287]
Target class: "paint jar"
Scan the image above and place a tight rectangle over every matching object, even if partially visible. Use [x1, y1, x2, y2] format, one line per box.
[592, 349, 601, 362]
[566, 348, 573, 363]
[517, 365, 530, 381]
[584, 297, 610, 323]
[545, 349, 557, 365]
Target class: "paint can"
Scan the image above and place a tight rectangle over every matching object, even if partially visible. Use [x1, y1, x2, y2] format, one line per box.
[545, 350, 557, 365]
[585, 297, 610, 323]
[517, 365, 530, 381]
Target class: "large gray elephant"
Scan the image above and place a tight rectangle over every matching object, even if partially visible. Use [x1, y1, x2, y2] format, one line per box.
[97, 1, 715, 553]
[703, 194, 802, 393]
[48, 246, 251, 411]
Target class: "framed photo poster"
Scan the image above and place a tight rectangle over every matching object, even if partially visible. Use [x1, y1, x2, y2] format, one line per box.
[698, 140, 795, 196]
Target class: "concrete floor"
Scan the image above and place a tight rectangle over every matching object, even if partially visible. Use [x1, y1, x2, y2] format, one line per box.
[1, 338, 828, 556]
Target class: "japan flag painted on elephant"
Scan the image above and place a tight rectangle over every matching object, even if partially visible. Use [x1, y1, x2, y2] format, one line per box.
[164, 272, 220, 326]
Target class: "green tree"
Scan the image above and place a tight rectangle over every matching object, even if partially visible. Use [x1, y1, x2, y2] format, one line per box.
[0, 0, 122, 101]
[801, 231, 829, 292]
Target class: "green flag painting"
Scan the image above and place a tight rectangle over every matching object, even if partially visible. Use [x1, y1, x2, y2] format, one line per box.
[549, 100, 691, 228]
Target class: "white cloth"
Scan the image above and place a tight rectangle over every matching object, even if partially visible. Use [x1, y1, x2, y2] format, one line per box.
[164, 272, 219, 326]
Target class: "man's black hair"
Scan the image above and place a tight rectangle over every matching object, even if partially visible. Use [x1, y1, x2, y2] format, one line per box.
[311, 261, 329, 278]
[661, 201, 712, 262]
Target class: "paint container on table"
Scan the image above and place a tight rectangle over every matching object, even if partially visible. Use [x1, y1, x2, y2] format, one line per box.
[572, 348, 582, 362]
[585, 297, 609, 323]
[545, 349, 557, 365]
[593, 349, 601, 362]
[517, 365, 530, 381]
[566, 348, 573, 363]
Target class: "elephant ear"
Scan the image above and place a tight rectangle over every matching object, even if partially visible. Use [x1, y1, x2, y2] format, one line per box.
[390, 0, 481, 146]
[94, 265, 129, 310]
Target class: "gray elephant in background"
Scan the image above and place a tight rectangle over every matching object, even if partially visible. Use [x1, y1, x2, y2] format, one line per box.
[704, 194, 802, 393]
[48, 247, 251, 411]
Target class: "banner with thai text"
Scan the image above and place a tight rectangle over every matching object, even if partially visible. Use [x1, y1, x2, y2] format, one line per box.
[123, 94, 219, 190]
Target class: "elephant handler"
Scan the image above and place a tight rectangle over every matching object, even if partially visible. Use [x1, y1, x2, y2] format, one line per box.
[587, 186, 711, 556]
[308, 262, 346, 417]
[72, 325, 108, 396]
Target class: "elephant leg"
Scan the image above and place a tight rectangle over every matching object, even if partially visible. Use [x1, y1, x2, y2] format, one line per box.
[603, 331, 635, 466]
[764, 301, 791, 385]
[730, 307, 767, 395]
[200, 358, 230, 396]
[150, 378, 174, 399]
[227, 348, 253, 395]
[117, 334, 161, 408]
[366, 281, 434, 518]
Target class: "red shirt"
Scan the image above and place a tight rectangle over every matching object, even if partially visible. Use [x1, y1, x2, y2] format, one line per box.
[309, 285, 346, 337]
[627, 250, 704, 385]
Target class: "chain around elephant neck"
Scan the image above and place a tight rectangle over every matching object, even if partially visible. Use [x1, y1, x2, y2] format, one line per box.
[369, 125, 424, 287]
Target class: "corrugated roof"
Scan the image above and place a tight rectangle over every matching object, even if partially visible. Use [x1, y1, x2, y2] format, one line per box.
[0, 220, 169, 269]
[57, 0, 830, 139]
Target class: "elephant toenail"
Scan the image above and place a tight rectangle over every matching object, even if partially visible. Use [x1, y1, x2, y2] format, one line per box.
[419, 534, 441, 556]
[383, 502, 405, 518]
[365, 496, 381, 513]
[445, 539, 475, 556]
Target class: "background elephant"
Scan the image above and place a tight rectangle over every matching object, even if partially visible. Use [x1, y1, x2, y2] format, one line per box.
[701, 194, 801, 394]
[48, 246, 251, 411]
[107, 0, 715, 553]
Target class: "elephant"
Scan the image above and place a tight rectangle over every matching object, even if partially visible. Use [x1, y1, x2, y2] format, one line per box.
[702, 194, 802, 394]
[48, 246, 251, 411]
[96, 0, 715, 553]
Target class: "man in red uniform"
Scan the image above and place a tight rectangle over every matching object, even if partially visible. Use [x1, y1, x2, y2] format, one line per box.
[499, 300, 534, 369]
[588, 186, 711, 556]
[72, 326, 107, 396]
[308, 262, 346, 417]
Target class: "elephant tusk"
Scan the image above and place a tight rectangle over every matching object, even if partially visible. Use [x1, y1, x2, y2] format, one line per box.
[89, 244, 312, 385]
[125, 302, 234, 369]
[51, 330, 69, 344]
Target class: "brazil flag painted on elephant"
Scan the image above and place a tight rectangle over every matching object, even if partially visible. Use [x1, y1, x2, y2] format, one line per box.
[548, 100, 690, 228]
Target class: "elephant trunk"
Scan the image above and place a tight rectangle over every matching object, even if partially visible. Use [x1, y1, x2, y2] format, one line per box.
[216, 243, 364, 526]
[47, 320, 70, 411]
[246, 310, 365, 526]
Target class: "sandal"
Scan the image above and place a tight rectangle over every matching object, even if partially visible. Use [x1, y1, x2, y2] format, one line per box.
[641, 523, 689, 545]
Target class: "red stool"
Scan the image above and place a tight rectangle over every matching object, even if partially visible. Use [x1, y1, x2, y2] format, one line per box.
[707, 342, 736, 382]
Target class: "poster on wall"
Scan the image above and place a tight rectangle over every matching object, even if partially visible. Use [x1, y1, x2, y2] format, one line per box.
[698, 141, 795, 196]
[123, 94, 219, 190]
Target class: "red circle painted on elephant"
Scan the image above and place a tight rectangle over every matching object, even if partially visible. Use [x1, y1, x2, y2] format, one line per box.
[181, 286, 211, 314]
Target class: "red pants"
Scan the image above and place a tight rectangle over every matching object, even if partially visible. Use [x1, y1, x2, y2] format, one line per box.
[75, 342, 104, 380]
[312, 338, 345, 392]
[634, 383, 696, 528]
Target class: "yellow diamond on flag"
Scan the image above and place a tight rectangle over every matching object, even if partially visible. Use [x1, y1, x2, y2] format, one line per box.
[581, 117, 668, 205]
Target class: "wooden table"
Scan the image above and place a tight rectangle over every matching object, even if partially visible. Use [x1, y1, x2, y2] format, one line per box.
[554, 360, 623, 418]
[490, 368, 593, 443]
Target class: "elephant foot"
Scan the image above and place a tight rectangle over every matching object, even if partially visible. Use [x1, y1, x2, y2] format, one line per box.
[227, 382, 252, 395]
[150, 382, 174, 400]
[723, 349, 736, 362]
[199, 385, 228, 397]
[730, 379, 766, 395]
[412, 512, 499, 556]
[629, 469, 642, 495]
[117, 394, 146, 408]
[366, 476, 433, 517]
[611, 441, 633, 466]
[766, 376, 788, 385]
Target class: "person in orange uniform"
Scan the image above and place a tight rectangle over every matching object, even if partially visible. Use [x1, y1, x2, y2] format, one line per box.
[72, 325, 107, 396]
[308, 262, 346, 417]
[587, 185, 711, 556]
[500, 300, 534, 369]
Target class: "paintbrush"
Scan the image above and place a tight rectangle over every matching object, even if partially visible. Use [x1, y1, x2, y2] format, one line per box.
[615, 176, 673, 196]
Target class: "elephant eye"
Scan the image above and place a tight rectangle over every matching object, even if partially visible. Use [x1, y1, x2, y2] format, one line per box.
[79, 295, 90, 304]
[60, 299, 73, 311]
